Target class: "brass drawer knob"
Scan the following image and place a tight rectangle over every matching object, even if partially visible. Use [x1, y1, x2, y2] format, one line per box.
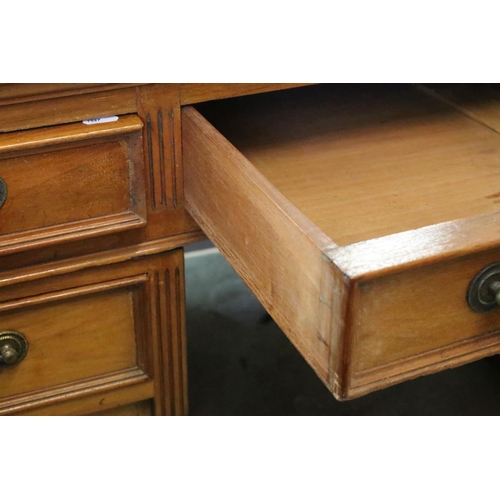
[0, 331, 28, 366]
[468, 263, 500, 312]
[490, 282, 500, 306]
[0, 178, 6, 209]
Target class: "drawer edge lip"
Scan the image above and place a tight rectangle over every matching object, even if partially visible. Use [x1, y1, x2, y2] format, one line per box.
[0, 84, 144, 107]
[180, 83, 315, 105]
[0, 232, 200, 287]
[0, 367, 152, 415]
[0, 114, 144, 156]
[0, 274, 149, 312]
[346, 330, 500, 399]
[328, 211, 500, 280]
[0, 211, 147, 257]
[345, 342, 500, 399]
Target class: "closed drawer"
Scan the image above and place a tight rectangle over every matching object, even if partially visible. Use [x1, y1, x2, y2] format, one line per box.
[0, 115, 146, 256]
[0, 251, 184, 415]
[183, 84, 500, 400]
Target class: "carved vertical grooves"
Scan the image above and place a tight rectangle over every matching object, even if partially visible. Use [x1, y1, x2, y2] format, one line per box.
[152, 271, 166, 415]
[164, 268, 175, 415]
[157, 109, 167, 207]
[146, 113, 156, 211]
[150, 260, 187, 415]
[140, 87, 179, 213]
[174, 265, 186, 414]
[170, 108, 178, 208]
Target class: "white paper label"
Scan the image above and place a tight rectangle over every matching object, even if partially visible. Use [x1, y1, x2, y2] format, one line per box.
[83, 116, 119, 125]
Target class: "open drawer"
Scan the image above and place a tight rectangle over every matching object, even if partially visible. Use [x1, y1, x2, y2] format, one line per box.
[182, 84, 500, 400]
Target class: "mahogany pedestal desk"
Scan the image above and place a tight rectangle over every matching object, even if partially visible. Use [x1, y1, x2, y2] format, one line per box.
[2, 83, 500, 415]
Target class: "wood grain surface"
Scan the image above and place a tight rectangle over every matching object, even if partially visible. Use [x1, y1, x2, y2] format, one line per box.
[0, 84, 142, 104]
[183, 106, 337, 389]
[0, 87, 139, 133]
[196, 84, 500, 246]
[0, 250, 186, 415]
[90, 399, 153, 416]
[0, 284, 140, 399]
[6, 82, 500, 410]
[0, 115, 147, 255]
[180, 83, 314, 105]
[186, 83, 500, 399]
[0, 83, 315, 415]
[10, 381, 154, 416]
[417, 84, 500, 134]
[0, 113, 143, 154]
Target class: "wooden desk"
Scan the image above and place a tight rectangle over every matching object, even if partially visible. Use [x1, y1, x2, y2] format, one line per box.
[0, 83, 304, 415]
[2, 83, 500, 414]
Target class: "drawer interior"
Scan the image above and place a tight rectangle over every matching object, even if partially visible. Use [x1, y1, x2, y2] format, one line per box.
[195, 84, 500, 246]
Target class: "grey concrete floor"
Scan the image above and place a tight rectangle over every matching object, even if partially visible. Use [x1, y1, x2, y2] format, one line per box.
[185, 246, 500, 415]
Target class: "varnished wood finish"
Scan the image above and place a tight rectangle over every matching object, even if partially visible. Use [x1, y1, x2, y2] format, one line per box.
[0, 114, 143, 154]
[184, 84, 500, 399]
[0, 116, 146, 256]
[0, 250, 186, 415]
[0, 87, 140, 133]
[90, 399, 153, 416]
[196, 84, 500, 246]
[7, 82, 500, 413]
[14, 383, 154, 416]
[0, 84, 309, 133]
[0, 84, 142, 104]
[0, 232, 203, 288]
[349, 246, 500, 395]
[0, 279, 142, 399]
[183, 106, 336, 388]
[0, 83, 317, 416]
[0, 83, 302, 107]
[136, 85, 199, 241]
[179, 83, 314, 105]
[0, 85, 203, 272]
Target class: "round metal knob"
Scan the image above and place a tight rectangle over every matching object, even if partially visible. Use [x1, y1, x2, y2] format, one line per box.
[0, 331, 28, 366]
[1, 344, 19, 364]
[490, 281, 500, 306]
[467, 263, 500, 312]
[0, 178, 7, 209]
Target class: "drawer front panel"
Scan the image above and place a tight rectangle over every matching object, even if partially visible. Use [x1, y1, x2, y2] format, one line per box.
[349, 247, 500, 394]
[0, 249, 186, 415]
[0, 115, 146, 255]
[0, 276, 145, 399]
[1, 142, 133, 232]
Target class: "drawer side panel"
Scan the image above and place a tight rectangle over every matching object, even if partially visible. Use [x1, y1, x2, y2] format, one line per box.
[183, 107, 339, 386]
